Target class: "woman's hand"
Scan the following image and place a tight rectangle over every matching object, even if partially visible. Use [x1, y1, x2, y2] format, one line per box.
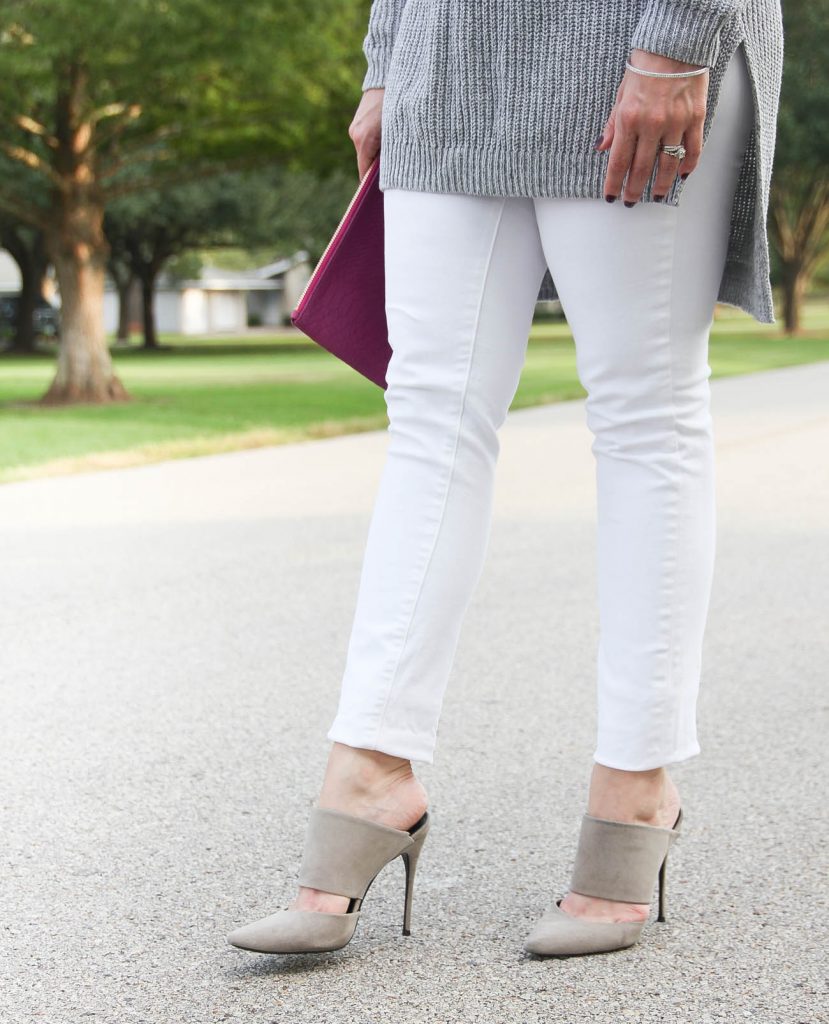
[349, 87, 385, 180]
[596, 48, 709, 205]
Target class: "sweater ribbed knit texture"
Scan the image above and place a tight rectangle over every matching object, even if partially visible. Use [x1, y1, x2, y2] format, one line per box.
[361, 1, 783, 324]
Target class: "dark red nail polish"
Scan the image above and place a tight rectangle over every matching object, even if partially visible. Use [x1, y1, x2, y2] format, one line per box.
[594, 132, 604, 149]
[680, 172, 690, 180]
[624, 200, 636, 208]
[605, 194, 617, 203]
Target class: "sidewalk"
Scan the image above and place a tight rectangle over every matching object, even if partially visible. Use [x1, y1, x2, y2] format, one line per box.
[1, 362, 826, 1024]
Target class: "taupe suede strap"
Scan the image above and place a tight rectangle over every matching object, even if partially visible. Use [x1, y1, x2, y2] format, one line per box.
[297, 807, 415, 899]
[569, 814, 680, 904]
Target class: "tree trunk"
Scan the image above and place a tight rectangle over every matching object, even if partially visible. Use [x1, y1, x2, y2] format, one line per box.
[140, 272, 160, 349]
[117, 280, 131, 344]
[40, 59, 130, 405]
[780, 266, 807, 336]
[13, 268, 39, 353]
[115, 273, 133, 345]
[44, 244, 129, 403]
[769, 176, 829, 338]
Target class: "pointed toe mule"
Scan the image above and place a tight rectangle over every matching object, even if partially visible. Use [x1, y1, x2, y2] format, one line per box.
[227, 807, 431, 954]
[524, 806, 683, 958]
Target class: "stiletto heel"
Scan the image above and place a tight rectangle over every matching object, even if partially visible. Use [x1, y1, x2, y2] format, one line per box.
[227, 808, 431, 954]
[400, 817, 430, 935]
[524, 806, 683, 957]
[657, 851, 668, 923]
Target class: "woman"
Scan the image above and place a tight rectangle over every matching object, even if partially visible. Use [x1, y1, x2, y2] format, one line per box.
[228, 0, 784, 957]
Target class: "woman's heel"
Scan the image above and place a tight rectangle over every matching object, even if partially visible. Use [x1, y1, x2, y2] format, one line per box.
[657, 851, 669, 923]
[400, 815, 430, 936]
[657, 804, 682, 924]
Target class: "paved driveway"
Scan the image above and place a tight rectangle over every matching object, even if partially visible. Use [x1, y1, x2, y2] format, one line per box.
[1, 362, 827, 1024]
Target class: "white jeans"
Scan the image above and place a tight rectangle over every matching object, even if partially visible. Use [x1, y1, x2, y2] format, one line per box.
[327, 44, 753, 771]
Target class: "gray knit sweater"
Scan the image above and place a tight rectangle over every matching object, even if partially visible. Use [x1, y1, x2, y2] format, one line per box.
[361, 1, 784, 324]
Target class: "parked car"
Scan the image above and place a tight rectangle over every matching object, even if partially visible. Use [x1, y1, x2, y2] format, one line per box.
[0, 294, 61, 343]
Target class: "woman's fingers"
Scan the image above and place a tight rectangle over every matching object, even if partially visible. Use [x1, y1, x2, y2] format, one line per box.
[678, 117, 704, 178]
[651, 148, 682, 198]
[603, 119, 637, 201]
[595, 79, 625, 153]
[349, 87, 384, 179]
[651, 131, 687, 198]
[622, 132, 664, 204]
[602, 116, 699, 203]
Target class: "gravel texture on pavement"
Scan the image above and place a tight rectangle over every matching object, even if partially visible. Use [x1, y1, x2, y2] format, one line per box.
[1, 361, 827, 1024]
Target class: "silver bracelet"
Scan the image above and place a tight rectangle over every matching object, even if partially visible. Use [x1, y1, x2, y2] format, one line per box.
[625, 60, 710, 79]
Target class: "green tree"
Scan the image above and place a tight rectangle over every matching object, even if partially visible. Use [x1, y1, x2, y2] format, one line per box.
[0, 0, 363, 402]
[230, 164, 361, 265]
[105, 175, 250, 349]
[769, 0, 829, 334]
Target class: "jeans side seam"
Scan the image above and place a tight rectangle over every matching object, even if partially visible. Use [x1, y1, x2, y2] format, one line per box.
[372, 197, 509, 747]
[662, 203, 685, 762]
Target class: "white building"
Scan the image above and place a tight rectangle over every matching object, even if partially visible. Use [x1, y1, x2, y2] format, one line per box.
[0, 249, 312, 336]
[0, 251, 20, 292]
[102, 252, 311, 336]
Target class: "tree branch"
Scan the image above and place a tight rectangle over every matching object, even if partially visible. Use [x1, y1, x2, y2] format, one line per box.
[100, 152, 275, 202]
[0, 142, 65, 189]
[97, 111, 265, 165]
[13, 114, 59, 149]
[90, 101, 142, 127]
[0, 192, 51, 233]
[98, 144, 180, 184]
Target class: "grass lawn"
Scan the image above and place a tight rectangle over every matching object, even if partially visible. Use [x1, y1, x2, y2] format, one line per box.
[1, 299, 828, 484]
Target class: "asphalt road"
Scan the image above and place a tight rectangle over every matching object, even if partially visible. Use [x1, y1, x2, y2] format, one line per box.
[1, 361, 827, 1024]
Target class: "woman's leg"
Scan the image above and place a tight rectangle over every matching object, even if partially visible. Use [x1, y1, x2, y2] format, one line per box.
[295, 188, 548, 912]
[531, 43, 754, 919]
[327, 189, 547, 762]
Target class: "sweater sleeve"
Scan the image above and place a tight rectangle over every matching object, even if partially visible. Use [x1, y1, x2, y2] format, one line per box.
[361, 0, 409, 90]
[630, 1, 747, 68]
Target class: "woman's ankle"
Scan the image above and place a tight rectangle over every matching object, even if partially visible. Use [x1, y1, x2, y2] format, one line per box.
[318, 742, 427, 826]
[321, 742, 412, 792]
[587, 763, 675, 826]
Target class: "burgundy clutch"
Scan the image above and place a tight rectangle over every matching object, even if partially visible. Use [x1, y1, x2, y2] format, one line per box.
[290, 155, 390, 389]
